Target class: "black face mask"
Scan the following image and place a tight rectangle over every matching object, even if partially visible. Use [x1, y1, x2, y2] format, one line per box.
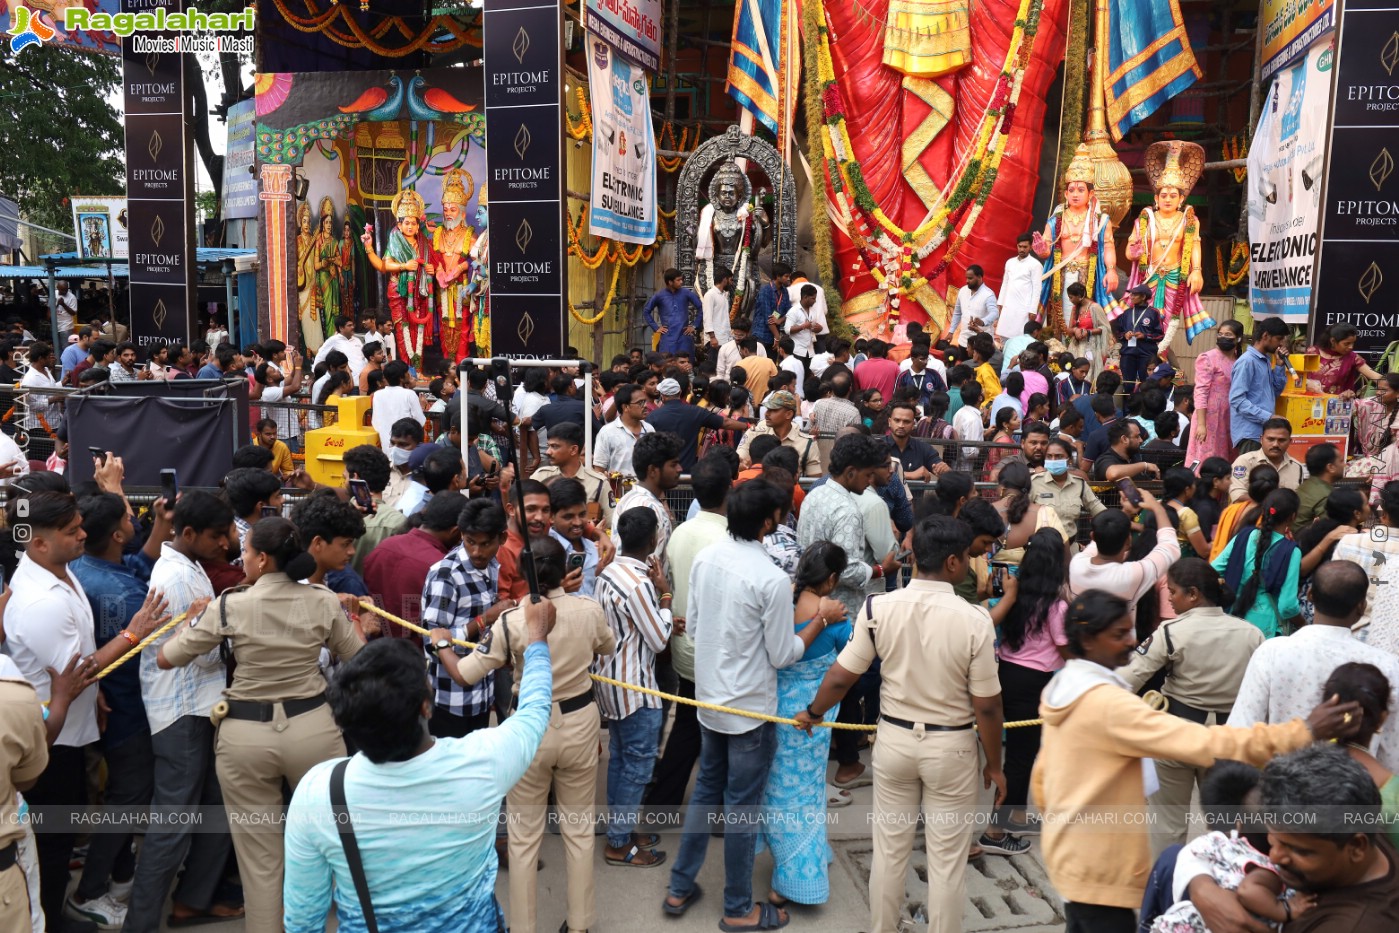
[1216, 337, 1238, 352]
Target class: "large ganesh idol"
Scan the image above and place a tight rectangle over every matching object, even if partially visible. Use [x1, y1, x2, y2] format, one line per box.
[816, 0, 1068, 337]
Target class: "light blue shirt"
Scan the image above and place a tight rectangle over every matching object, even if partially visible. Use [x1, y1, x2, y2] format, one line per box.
[549, 528, 599, 597]
[141, 544, 222, 734]
[283, 641, 553, 933]
[396, 481, 431, 519]
[1228, 347, 1288, 446]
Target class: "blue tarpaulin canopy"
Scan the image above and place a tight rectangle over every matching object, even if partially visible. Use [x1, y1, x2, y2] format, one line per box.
[39, 248, 254, 267]
[0, 265, 129, 279]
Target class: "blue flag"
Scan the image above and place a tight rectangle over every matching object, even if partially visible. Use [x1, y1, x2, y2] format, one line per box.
[727, 0, 784, 137]
[1103, 0, 1202, 141]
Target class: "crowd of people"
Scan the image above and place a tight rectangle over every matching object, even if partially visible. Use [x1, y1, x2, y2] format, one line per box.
[1, 281, 1399, 933]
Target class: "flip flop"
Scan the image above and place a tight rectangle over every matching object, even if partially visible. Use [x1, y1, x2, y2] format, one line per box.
[632, 832, 661, 848]
[826, 784, 852, 808]
[832, 771, 873, 789]
[718, 902, 790, 931]
[663, 883, 702, 917]
[607, 844, 667, 867]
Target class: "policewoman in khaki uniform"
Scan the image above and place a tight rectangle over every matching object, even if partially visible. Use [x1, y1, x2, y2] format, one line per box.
[158, 517, 377, 931]
[432, 535, 615, 933]
[1120, 557, 1265, 854]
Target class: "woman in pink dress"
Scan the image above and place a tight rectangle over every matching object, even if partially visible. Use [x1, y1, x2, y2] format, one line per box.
[1186, 320, 1243, 467]
[1306, 322, 1383, 398]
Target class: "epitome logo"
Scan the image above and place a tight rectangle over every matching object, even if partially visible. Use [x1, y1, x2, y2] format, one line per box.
[7, 6, 55, 55]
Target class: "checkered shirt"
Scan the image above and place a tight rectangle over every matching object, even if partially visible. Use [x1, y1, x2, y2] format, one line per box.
[419, 546, 498, 718]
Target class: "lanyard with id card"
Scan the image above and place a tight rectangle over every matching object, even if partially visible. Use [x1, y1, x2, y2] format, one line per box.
[1128, 309, 1146, 348]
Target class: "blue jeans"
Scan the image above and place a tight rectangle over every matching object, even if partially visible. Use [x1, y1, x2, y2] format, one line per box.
[606, 707, 663, 848]
[668, 723, 778, 918]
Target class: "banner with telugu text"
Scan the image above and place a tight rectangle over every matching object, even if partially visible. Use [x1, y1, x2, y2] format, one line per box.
[587, 34, 657, 246]
[1247, 41, 1332, 325]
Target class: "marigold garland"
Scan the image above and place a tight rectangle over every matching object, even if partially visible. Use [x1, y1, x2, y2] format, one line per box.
[270, 0, 478, 56]
[1222, 135, 1249, 182]
[1215, 241, 1249, 289]
[812, 0, 1043, 324]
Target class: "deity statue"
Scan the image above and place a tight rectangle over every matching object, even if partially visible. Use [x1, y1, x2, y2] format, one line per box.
[362, 188, 439, 368]
[1033, 144, 1119, 336]
[339, 218, 357, 319]
[465, 186, 491, 357]
[695, 159, 766, 321]
[432, 168, 477, 364]
[295, 201, 323, 353]
[1125, 140, 1207, 352]
[313, 197, 342, 338]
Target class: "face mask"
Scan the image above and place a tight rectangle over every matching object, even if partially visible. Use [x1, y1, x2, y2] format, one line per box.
[388, 446, 412, 467]
[1216, 337, 1237, 352]
[1045, 459, 1069, 476]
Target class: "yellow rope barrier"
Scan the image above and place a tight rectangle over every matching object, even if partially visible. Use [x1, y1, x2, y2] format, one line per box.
[94, 612, 189, 681]
[357, 602, 1045, 731]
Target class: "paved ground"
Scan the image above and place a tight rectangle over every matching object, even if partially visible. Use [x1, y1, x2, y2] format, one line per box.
[126, 742, 1067, 932]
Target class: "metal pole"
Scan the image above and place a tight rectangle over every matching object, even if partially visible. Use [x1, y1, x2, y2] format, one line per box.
[46, 262, 60, 345]
[583, 363, 593, 465]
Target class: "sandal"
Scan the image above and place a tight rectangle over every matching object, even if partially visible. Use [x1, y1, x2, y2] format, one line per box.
[663, 883, 702, 917]
[632, 832, 661, 848]
[607, 844, 667, 867]
[826, 784, 852, 808]
[718, 902, 790, 931]
[831, 769, 872, 790]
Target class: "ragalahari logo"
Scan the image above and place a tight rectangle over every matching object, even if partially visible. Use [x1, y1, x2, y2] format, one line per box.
[7, 6, 56, 55]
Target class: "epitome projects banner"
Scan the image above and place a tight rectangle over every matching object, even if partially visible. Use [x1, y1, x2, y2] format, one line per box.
[1248, 41, 1332, 324]
[587, 34, 657, 246]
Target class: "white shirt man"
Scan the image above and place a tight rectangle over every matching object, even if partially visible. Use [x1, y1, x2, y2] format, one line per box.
[3, 553, 99, 747]
[370, 383, 427, 451]
[55, 284, 77, 336]
[786, 280, 830, 337]
[998, 245, 1042, 340]
[313, 332, 367, 382]
[948, 268, 1000, 347]
[952, 400, 985, 470]
[784, 302, 816, 360]
[593, 417, 654, 478]
[0, 430, 30, 489]
[703, 281, 733, 348]
[715, 336, 767, 383]
[19, 362, 60, 432]
[779, 352, 806, 400]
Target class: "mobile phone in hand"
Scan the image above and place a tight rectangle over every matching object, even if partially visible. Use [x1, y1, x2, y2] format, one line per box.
[348, 478, 375, 514]
[89, 447, 106, 464]
[159, 469, 178, 505]
[261, 506, 280, 518]
[1116, 478, 1143, 507]
[566, 551, 587, 573]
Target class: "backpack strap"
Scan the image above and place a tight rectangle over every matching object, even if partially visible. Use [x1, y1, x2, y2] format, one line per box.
[800, 435, 814, 473]
[330, 759, 379, 933]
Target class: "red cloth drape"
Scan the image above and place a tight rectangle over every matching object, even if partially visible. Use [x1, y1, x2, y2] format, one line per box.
[822, 0, 1069, 325]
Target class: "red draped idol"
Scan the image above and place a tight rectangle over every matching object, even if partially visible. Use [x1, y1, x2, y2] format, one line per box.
[818, 0, 1069, 338]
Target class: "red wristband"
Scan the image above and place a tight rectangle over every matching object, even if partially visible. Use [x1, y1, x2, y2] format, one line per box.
[119, 629, 139, 648]
[872, 564, 884, 579]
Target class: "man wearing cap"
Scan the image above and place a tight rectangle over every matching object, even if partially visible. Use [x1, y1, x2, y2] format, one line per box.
[645, 373, 748, 471]
[1146, 362, 1177, 398]
[736, 391, 823, 477]
[1112, 284, 1165, 396]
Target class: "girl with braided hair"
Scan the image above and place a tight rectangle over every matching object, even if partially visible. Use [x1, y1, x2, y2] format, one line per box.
[1211, 488, 1300, 637]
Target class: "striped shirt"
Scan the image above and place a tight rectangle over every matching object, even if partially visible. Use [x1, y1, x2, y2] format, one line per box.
[611, 485, 673, 565]
[592, 556, 673, 719]
[420, 547, 497, 718]
[142, 543, 223, 734]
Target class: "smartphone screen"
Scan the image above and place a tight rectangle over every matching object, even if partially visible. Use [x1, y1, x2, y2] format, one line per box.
[88, 447, 106, 463]
[159, 469, 178, 504]
[348, 478, 375, 513]
[261, 505, 280, 518]
[1116, 478, 1143, 507]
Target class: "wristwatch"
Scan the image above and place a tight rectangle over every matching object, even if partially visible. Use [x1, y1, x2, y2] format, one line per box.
[427, 638, 452, 656]
[805, 704, 824, 721]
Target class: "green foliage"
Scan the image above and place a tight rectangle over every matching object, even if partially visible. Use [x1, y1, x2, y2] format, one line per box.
[0, 42, 124, 233]
[195, 189, 219, 223]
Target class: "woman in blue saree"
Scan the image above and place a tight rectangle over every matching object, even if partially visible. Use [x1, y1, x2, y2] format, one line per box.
[759, 542, 854, 906]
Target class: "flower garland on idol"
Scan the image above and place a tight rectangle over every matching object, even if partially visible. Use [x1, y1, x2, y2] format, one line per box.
[813, 0, 1043, 327]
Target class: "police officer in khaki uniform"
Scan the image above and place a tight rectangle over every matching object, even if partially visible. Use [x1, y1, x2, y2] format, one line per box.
[1121, 557, 1265, 853]
[737, 390, 823, 476]
[432, 535, 615, 933]
[797, 516, 1005, 933]
[1031, 437, 1107, 547]
[0, 662, 46, 933]
[158, 517, 376, 931]
[1228, 418, 1305, 502]
[531, 421, 615, 526]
